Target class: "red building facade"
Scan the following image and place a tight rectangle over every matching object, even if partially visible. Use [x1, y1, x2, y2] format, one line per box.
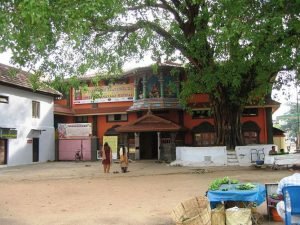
[54, 65, 279, 161]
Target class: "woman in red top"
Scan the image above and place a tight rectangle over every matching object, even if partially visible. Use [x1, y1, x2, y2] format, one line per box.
[102, 142, 112, 173]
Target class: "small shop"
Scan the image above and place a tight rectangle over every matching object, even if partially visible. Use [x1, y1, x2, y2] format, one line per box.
[172, 176, 283, 225]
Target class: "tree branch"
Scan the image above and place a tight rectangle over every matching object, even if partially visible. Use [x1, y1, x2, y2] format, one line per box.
[171, 0, 189, 15]
[126, 2, 185, 30]
[93, 20, 202, 69]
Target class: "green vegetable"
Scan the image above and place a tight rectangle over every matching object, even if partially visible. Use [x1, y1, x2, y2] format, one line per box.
[221, 176, 230, 184]
[236, 183, 256, 190]
[231, 179, 239, 184]
[209, 177, 240, 190]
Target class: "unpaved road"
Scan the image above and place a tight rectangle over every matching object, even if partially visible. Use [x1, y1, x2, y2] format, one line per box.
[0, 161, 287, 225]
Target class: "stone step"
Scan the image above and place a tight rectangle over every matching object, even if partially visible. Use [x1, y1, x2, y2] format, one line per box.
[227, 162, 240, 166]
[227, 158, 238, 162]
[226, 151, 237, 155]
[226, 151, 239, 166]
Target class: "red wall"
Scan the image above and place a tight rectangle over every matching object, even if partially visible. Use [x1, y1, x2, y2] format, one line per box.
[55, 81, 269, 146]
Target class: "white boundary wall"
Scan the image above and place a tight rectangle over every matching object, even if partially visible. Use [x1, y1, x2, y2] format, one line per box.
[171, 146, 227, 167]
[235, 145, 274, 166]
[171, 145, 300, 167]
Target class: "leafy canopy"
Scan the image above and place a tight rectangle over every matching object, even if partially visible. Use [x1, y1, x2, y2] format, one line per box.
[0, 0, 299, 105]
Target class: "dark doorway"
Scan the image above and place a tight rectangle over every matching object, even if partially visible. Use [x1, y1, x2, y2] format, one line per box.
[0, 139, 7, 164]
[140, 132, 158, 159]
[33, 138, 39, 162]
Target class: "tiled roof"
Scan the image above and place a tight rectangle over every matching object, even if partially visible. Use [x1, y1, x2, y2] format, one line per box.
[0, 63, 61, 97]
[116, 111, 185, 132]
[54, 105, 129, 115]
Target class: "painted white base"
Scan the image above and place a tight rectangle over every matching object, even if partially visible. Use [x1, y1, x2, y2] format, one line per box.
[171, 146, 227, 167]
[171, 145, 298, 167]
[235, 145, 274, 166]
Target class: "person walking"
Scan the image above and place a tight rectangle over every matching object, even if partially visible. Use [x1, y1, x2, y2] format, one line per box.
[102, 142, 112, 173]
[119, 145, 128, 173]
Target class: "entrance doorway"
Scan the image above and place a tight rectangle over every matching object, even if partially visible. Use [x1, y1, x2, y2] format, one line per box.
[0, 139, 7, 165]
[33, 138, 39, 162]
[140, 132, 158, 159]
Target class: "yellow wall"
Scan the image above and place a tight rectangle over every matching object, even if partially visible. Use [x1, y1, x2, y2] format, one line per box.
[273, 137, 287, 151]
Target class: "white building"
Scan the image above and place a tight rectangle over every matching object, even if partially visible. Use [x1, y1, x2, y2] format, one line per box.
[0, 63, 61, 166]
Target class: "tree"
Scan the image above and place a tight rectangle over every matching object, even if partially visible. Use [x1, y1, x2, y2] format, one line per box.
[0, 0, 299, 149]
[277, 103, 300, 141]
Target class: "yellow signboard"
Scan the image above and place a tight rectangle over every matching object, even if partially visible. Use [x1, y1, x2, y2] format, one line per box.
[73, 83, 134, 104]
[103, 136, 118, 153]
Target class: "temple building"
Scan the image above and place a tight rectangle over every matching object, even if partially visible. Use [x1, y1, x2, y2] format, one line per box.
[54, 64, 280, 161]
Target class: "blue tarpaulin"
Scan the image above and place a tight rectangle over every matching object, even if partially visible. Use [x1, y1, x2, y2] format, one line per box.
[207, 183, 266, 206]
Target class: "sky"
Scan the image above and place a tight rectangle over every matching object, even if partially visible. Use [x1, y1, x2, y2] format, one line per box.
[0, 51, 298, 119]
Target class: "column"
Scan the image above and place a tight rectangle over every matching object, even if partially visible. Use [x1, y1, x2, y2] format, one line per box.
[157, 132, 161, 160]
[134, 132, 140, 160]
[266, 107, 273, 144]
[142, 75, 147, 99]
[159, 72, 164, 98]
[170, 132, 177, 161]
[133, 78, 138, 101]
[175, 80, 180, 98]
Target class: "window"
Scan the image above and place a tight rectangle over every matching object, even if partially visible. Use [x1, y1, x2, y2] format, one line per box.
[243, 131, 259, 144]
[32, 101, 40, 118]
[194, 133, 216, 146]
[243, 108, 258, 117]
[192, 122, 216, 146]
[107, 114, 128, 122]
[192, 110, 213, 119]
[242, 121, 260, 144]
[75, 116, 88, 123]
[0, 95, 9, 104]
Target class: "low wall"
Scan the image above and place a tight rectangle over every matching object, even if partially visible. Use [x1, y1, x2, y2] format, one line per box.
[235, 145, 274, 166]
[171, 146, 227, 167]
[264, 153, 300, 166]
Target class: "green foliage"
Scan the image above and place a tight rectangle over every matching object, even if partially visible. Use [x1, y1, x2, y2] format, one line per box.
[0, 0, 299, 147]
[276, 103, 300, 139]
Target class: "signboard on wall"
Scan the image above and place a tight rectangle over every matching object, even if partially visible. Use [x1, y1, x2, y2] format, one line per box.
[58, 123, 92, 139]
[73, 83, 134, 104]
[103, 136, 118, 159]
[0, 128, 17, 139]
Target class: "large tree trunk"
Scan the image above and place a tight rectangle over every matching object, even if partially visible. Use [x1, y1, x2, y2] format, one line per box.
[211, 95, 244, 149]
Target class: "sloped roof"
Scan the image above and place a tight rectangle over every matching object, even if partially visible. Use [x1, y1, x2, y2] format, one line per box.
[105, 125, 121, 135]
[0, 63, 61, 97]
[54, 105, 129, 116]
[115, 111, 185, 132]
[273, 127, 285, 136]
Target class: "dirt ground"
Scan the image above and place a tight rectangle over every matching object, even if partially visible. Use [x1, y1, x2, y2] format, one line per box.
[0, 161, 288, 225]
